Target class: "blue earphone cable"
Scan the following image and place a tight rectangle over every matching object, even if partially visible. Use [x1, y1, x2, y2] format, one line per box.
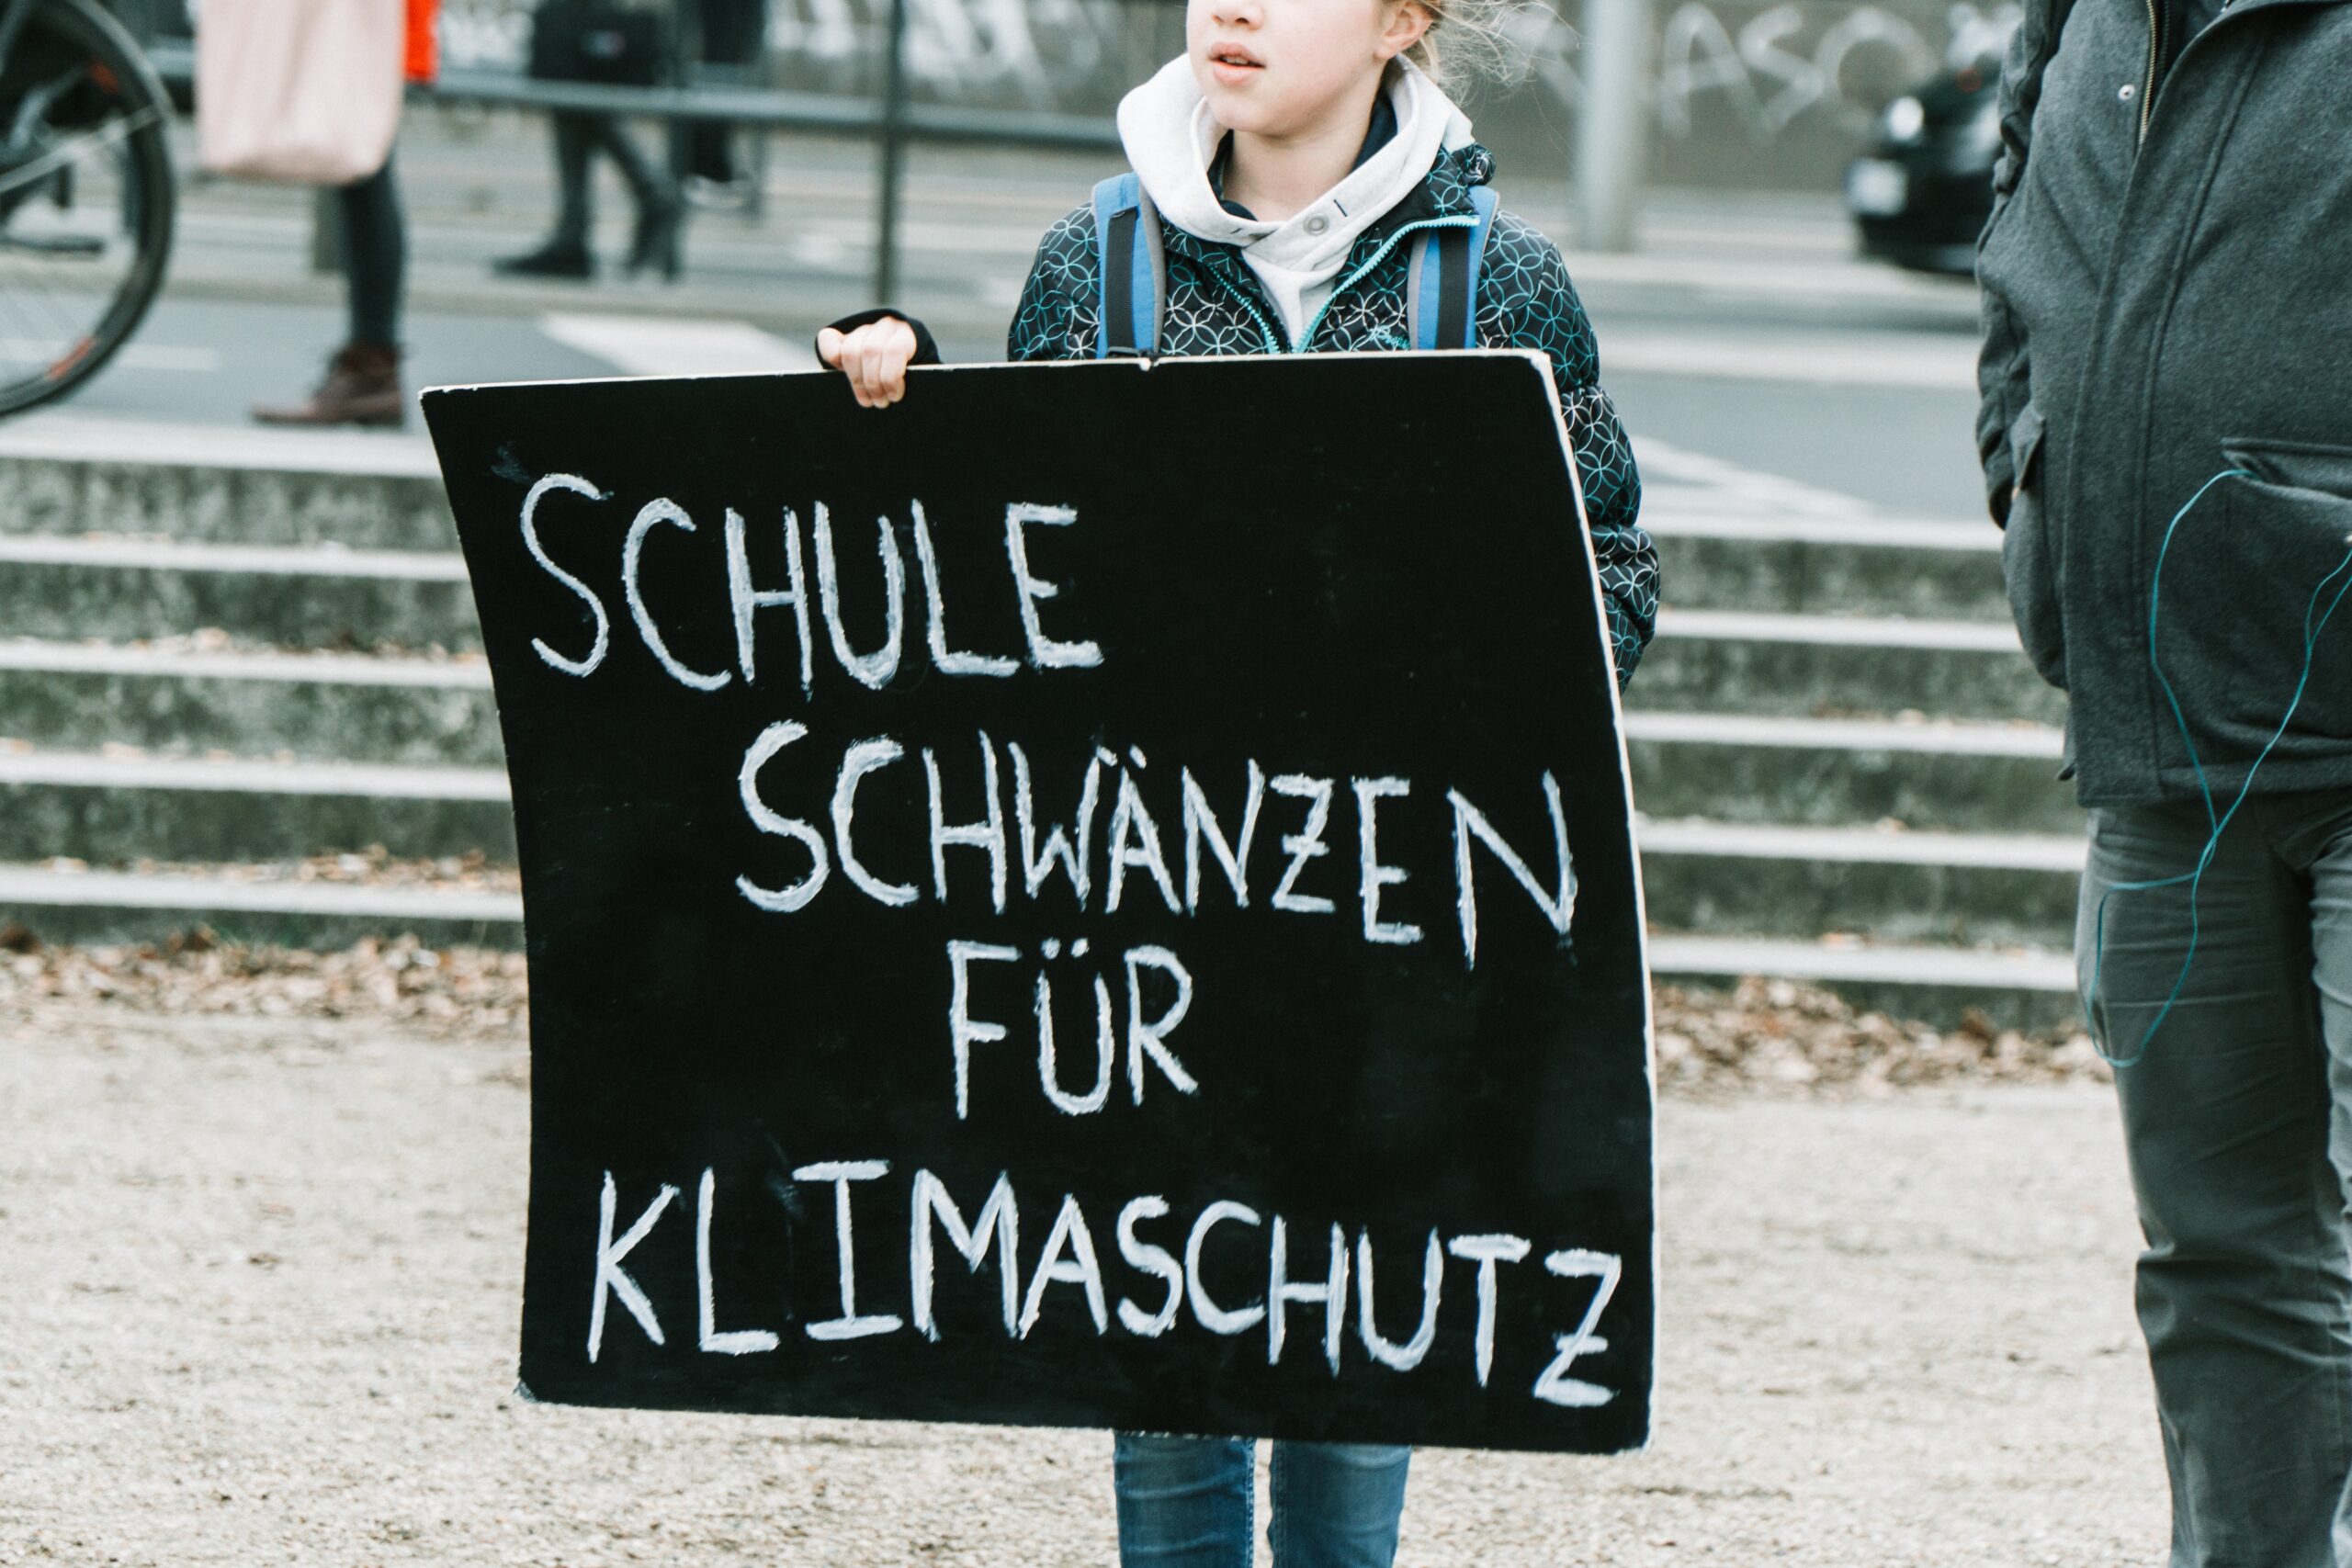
[2082, 468, 2352, 1067]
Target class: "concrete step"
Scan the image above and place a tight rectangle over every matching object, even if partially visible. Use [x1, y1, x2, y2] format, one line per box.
[0, 417, 453, 551]
[1633, 609, 2067, 726]
[1648, 933, 2080, 1032]
[1647, 510, 2007, 621]
[0, 639, 499, 766]
[1638, 820, 2082, 952]
[0, 536, 481, 651]
[0, 860, 522, 951]
[1623, 712, 2078, 834]
[0, 748, 515, 863]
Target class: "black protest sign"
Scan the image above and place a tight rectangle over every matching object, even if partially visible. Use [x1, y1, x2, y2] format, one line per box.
[422, 352, 1654, 1455]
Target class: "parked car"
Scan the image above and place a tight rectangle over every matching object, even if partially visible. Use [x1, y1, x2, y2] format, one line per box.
[1845, 56, 2005, 276]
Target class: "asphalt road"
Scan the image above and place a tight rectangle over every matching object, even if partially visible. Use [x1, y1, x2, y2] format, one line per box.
[23, 114, 1994, 526]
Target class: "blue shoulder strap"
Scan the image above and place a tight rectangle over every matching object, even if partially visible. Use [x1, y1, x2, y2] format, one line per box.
[1408, 185, 1501, 351]
[1091, 174, 1163, 358]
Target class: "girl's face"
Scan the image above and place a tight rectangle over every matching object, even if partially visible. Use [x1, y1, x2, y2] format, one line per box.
[1188, 0, 1430, 140]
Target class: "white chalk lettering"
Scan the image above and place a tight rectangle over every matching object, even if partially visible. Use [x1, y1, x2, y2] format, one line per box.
[794, 1160, 903, 1340]
[521, 473, 611, 678]
[724, 505, 814, 693]
[1182, 761, 1266, 912]
[588, 1172, 677, 1363]
[1019, 1194, 1110, 1337]
[623, 499, 732, 692]
[925, 732, 1009, 912]
[1450, 773, 1576, 967]
[812, 502, 906, 690]
[695, 1168, 780, 1355]
[1185, 1200, 1266, 1335]
[737, 722, 831, 913]
[1104, 763, 1181, 915]
[1009, 742, 1102, 909]
[1356, 1229, 1445, 1372]
[1124, 945, 1199, 1103]
[1269, 774, 1338, 915]
[1036, 966, 1115, 1115]
[911, 500, 1018, 677]
[910, 1168, 1021, 1339]
[832, 737, 919, 907]
[1352, 777, 1423, 946]
[1002, 502, 1102, 669]
[1115, 1196, 1183, 1337]
[1532, 1248, 1623, 1408]
[1447, 1234, 1532, 1387]
[946, 939, 1021, 1120]
[1268, 1217, 1349, 1372]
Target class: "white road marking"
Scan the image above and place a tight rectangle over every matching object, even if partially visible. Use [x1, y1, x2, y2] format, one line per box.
[540, 312, 815, 378]
[1607, 332, 1978, 390]
[0, 338, 220, 372]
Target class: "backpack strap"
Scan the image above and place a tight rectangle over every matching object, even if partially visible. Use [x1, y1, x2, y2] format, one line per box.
[1406, 185, 1501, 351]
[1091, 174, 1164, 358]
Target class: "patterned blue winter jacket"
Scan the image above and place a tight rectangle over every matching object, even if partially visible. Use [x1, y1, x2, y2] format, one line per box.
[1006, 142, 1657, 684]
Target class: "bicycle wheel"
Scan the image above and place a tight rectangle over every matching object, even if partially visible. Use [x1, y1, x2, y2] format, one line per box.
[0, 0, 174, 417]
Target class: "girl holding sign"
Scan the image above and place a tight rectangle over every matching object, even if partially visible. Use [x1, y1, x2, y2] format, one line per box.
[820, 0, 1655, 1559]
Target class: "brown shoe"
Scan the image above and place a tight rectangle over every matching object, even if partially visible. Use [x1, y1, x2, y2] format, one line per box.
[253, 342, 406, 427]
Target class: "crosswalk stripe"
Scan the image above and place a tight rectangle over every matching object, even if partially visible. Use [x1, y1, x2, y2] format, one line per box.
[539, 312, 815, 378]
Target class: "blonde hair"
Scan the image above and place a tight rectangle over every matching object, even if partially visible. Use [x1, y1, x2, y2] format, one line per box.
[1405, 0, 1534, 93]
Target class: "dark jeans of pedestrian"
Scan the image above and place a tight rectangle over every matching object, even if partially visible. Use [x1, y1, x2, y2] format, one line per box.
[339, 153, 404, 348]
[2081, 790, 2352, 1567]
[673, 0, 765, 183]
[548, 110, 674, 241]
[1113, 1434, 1411, 1568]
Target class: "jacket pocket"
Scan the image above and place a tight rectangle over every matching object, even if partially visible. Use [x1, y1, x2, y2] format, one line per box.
[2153, 438, 2352, 756]
[2000, 404, 2067, 690]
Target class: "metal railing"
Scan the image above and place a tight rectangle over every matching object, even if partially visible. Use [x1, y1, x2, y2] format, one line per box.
[145, 0, 1141, 299]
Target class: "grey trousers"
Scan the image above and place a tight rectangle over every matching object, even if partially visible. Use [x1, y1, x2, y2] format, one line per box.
[2082, 792, 2352, 1567]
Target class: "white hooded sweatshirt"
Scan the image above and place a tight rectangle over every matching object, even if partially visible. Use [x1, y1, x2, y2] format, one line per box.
[1114, 55, 1477, 347]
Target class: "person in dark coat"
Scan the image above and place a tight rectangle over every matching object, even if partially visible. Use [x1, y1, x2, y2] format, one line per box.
[1977, 0, 2352, 1556]
[494, 0, 684, 281]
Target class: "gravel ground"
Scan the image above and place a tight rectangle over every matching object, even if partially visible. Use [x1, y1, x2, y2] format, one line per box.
[1, 954, 2164, 1567]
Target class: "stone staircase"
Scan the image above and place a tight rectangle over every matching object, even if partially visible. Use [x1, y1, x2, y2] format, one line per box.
[0, 416, 2081, 1026]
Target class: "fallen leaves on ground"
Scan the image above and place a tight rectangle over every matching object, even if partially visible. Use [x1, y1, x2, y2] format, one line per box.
[0, 925, 2105, 1097]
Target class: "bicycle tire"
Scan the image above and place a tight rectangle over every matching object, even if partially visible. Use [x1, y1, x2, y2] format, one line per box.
[0, 0, 175, 417]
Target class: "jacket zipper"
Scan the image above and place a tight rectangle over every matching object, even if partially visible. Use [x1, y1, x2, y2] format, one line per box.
[1194, 211, 1483, 356]
[1298, 214, 1478, 352]
[2138, 0, 2165, 141]
[1203, 266, 1286, 355]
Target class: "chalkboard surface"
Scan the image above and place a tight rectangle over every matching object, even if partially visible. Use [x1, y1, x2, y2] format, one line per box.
[423, 351, 1654, 1455]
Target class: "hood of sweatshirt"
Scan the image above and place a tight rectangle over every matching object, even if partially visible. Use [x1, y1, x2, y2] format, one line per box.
[1115, 55, 1476, 345]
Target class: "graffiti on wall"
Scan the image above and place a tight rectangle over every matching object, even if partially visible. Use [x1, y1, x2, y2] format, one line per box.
[1652, 0, 2015, 137]
[431, 0, 2018, 151]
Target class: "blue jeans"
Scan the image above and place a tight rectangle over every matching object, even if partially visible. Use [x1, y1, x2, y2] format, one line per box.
[2081, 792, 2352, 1566]
[1113, 1433, 1412, 1568]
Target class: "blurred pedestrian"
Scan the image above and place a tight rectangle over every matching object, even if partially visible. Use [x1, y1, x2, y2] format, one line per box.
[221, 0, 436, 427]
[674, 0, 766, 204]
[1979, 0, 2352, 1558]
[495, 0, 684, 281]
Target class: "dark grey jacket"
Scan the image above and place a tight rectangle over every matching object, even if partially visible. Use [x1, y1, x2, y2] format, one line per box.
[1977, 0, 2352, 805]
